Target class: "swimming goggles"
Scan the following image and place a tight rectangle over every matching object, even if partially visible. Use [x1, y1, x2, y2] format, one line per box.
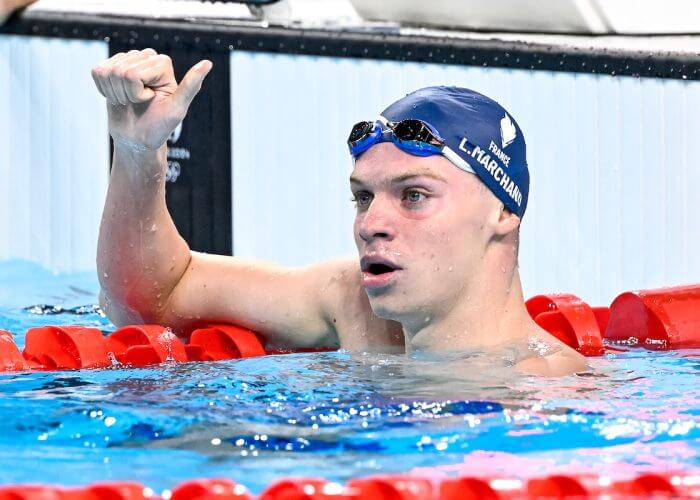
[347, 116, 475, 174]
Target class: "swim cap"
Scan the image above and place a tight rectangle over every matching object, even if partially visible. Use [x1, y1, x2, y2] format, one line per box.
[381, 86, 529, 218]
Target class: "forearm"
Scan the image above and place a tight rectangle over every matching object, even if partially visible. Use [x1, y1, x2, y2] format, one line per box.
[97, 144, 191, 325]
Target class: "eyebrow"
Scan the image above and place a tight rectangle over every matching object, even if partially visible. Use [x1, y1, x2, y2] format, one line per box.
[349, 171, 448, 185]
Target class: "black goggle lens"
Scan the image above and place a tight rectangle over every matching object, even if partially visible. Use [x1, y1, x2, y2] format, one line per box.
[392, 119, 442, 145]
[347, 119, 444, 158]
[348, 121, 375, 144]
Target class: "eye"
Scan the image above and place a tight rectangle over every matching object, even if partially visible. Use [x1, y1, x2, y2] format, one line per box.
[351, 191, 373, 208]
[402, 189, 427, 206]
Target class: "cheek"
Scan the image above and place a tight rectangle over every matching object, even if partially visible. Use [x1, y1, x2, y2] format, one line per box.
[452, 189, 495, 241]
[410, 222, 455, 268]
[412, 213, 484, 271]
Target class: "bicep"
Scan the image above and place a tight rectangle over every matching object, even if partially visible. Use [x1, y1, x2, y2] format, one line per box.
[159, 252, 347, 348]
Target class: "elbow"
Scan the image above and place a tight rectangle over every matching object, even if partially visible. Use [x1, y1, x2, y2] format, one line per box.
[95, 249, 193, 330]
[98, 287, 163, 328]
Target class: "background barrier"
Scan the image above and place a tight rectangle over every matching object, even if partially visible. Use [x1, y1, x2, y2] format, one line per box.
[1, 11, 699, 307]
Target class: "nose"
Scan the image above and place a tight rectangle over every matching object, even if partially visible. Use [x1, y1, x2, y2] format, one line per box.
[357, 196, 396, 243]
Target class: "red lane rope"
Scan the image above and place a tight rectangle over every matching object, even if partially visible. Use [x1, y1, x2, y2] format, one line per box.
[0, 323, 270, 372]
[605, 285, 700, 350]
[525, 293, 606, 356]
[0, 472, 698, 499]
[0, 285, 698, 373]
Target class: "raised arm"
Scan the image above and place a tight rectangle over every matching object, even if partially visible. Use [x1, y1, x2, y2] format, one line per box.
[92, 49, 345, 348]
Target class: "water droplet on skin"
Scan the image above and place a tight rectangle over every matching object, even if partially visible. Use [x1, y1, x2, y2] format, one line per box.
[103, 272, 108, 278]
[424, 316, 430, 323]
[500, 266, 506, 273]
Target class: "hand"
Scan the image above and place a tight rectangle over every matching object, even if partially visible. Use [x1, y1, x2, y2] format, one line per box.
[91, 49, 213, 151]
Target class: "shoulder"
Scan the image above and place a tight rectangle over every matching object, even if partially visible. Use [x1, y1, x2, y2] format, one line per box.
[515, 342, 589, 376]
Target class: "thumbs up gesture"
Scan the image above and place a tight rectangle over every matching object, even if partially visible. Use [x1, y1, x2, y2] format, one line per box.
[91, 49, 212, 152]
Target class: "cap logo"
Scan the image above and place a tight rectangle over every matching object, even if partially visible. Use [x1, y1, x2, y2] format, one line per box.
[500, 113, 517, 149]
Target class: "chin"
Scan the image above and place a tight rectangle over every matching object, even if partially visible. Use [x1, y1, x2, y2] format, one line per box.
[366, 293, 414, 323]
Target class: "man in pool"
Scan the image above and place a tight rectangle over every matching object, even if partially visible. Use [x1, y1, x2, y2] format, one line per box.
[91, 49, 587, 376]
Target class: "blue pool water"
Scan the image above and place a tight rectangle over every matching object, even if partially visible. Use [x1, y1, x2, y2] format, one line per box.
[0, 260, 698, 494]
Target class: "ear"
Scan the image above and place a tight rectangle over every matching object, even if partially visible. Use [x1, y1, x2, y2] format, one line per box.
[493, 206, 521, 236]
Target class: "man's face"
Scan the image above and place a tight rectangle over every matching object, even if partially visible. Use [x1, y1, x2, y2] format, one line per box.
[350, 143, 503, 322]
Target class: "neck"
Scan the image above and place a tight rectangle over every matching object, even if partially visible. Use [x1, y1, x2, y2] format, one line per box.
[402, 258, 534, 353]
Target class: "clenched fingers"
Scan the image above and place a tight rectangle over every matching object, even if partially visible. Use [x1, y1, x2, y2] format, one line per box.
[108, 51, 141, 105]
[121, 54, 174, 103]
[91, 49, 161, 105]
[93, 51, 129, 105]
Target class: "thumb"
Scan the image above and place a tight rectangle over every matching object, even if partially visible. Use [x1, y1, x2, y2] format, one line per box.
[172, 60, 213, 112]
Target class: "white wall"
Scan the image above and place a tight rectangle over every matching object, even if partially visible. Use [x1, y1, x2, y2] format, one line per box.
[0, 36, 109, 273]
[231, 51, 700, 306]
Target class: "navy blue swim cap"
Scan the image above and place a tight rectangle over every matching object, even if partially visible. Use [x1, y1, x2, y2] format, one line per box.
[381, 86, 529, 218]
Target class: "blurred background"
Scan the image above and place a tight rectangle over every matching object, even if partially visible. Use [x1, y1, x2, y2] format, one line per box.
[1, 0, 699, 306]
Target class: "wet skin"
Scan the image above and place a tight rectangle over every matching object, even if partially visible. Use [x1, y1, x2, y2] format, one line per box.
[93, 49, 587, 377]
[348, 143, 587, 374]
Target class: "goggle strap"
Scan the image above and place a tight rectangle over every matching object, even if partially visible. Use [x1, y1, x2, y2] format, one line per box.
[442, 145, 476, 175]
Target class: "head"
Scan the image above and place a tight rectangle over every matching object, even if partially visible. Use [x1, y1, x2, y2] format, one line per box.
[348, 87, 529, 323]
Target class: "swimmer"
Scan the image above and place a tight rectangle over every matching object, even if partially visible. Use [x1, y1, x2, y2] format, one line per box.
[0, 0, 35, 24]
[91, 49, 588, 377]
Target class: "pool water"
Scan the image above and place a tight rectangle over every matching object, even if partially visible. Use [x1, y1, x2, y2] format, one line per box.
[0, 260, 698, 494]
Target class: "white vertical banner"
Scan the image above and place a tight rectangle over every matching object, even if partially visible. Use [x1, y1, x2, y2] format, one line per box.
[0, 36, 109, 273]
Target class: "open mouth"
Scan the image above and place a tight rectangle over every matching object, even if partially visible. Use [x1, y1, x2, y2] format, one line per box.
[367, 263, 397, 275]
[360, 257, 403, 289]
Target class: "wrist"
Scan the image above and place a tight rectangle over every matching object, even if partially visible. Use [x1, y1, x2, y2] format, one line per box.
[112, 135, 166, 153]
[113, 141, 167, 160]
[112, 142, 168, 181]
